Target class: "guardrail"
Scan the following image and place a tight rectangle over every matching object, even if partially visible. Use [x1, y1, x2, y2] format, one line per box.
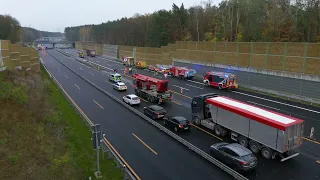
[40, 57, 138, 180]
[54, 49, 249, 180]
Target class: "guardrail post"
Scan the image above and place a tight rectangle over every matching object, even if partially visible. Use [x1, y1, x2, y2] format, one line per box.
[236, 42, 239, 66]
[282, 42, 288, 71]
[302, 43, 308, 73]
[265, 42, 270, 69]
[249, 41, 253, 68]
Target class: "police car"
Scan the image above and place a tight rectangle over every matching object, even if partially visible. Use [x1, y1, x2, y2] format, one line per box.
[114, 82, 127, 91]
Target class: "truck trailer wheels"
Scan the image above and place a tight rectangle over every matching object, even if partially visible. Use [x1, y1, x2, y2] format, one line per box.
[214, 125, 223, 136]
[238, 136, 249, 148]
[249, 141, 260, 154]
[261, 147, 273, 159]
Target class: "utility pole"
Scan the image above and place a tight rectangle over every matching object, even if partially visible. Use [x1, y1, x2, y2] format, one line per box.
[195, 7, 200, 42]
[92, 124, 103, 178]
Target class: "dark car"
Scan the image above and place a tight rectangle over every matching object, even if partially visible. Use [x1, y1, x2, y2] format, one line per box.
[143, 105, 166, 120]
[164, 116, 191, 132]
[210, 142, 257, 172]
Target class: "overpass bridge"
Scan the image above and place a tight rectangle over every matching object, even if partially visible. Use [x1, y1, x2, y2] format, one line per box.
[31, 40, 76, 48]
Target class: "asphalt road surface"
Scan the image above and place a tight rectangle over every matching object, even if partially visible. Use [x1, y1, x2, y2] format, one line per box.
[40, 50, 234, 180]
[42, 49, 320, 180]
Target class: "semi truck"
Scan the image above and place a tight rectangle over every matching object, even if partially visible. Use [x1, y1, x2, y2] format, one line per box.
[86, 49, 96, 57]
[191, 93, 304, 161]
[132, 73, 172, 104]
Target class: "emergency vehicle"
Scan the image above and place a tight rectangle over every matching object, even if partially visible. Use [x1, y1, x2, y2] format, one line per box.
[135, 61, 146, 69]
[109, 73, 122, 82]
[169, 66, 196, 80]
[132, 73, 172, 104]
[148, 65, 161, 72]
[203, 71, 238, 90]
[122, 56, 134, 66]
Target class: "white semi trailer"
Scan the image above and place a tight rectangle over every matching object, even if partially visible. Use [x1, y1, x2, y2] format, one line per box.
[191, 93, 304, 161]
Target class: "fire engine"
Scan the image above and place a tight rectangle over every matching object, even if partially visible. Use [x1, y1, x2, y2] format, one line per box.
[203, 71, 238, 90]
[169, 66, 196, 80]
[132, 73, 172, 104]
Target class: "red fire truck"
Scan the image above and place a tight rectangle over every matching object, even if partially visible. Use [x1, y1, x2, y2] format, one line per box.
[132, 73, 172, 104]
[203, 71, 238, 90]
[169, 66, 196, 80]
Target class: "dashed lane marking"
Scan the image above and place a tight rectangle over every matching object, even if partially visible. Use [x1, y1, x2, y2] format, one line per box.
[169, 90, 192, 99]
[132, 133, 158, 155]
[88, 72, 94, 76]
[75, 84, 80, 89]
[93, 100, 104, 109]
[64, 75, 68, 78]
[191, 124, 223, 141]
[186, 83, 203, 89]
[172, 101, 182, 105]
[173, 85, 189, 90]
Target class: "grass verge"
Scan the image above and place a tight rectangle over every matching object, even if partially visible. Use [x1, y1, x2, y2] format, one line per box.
[0, 67, 123, 180]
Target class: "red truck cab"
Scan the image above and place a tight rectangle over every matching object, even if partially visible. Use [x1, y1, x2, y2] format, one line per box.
[203, 71, 238, 90]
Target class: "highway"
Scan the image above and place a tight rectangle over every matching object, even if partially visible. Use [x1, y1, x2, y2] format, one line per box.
[40, 50, 234, 180]
[43, 48, 320, 180]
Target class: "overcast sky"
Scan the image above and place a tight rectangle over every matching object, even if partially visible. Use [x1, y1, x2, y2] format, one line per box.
[0, 0, 221, 32]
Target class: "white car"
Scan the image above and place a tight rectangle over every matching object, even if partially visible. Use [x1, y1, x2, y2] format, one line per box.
[114, 82, 127, 91]
[123, 94, 140, 105]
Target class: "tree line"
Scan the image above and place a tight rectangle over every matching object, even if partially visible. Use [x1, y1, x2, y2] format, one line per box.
[0, 14, 63, 43]
[65, 0, 320, 48]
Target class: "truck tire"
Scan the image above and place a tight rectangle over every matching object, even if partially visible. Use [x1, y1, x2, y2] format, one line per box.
[219, 84, 222, 89]
[238, 136, 249, 148]
[205, 81, 209, 86]
[214, 125, 223, 136]
[261, 147, 272, 159]
[194, 117, 200, 125]
[249, 141, 260, 154]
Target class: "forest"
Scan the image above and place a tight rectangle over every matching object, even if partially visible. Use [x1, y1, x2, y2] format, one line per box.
[65, 0, 320, 48]
[0, 14, 63, 43]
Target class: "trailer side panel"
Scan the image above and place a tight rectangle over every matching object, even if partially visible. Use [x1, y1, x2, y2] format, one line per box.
[249, 120, 279, 150]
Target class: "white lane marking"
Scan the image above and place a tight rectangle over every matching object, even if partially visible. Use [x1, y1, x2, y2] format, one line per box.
[75, 84, 80, 89]
[80, 67, 83, 70]
[106, 64, 112, 67]
[173, 85, 189, 90]
[64, 75, 68, 78]
[88, 72, 94, 76]
[96, 56, 121, 64]
[58, 69, 60, 71]
[234, 91, 320, 114]
[247, 101, 280, 111]
[186, 84, 203, 89]
[187, 79, 205, 85]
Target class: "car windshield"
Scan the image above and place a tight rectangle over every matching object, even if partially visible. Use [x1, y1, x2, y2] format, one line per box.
[151, 106, 163, 111]
[242, 154, 254, 161]
[179, 120, 187, 125]
[132, 97, 139, 100]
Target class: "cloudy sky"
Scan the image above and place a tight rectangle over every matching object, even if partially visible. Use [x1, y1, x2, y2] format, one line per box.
[0, 0, 221, 32]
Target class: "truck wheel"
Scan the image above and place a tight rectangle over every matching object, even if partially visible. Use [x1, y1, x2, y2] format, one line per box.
[249, 141, 260, 154]
[214, 125, 223, 136]
[205, 81, 209, 86]
[194, 117, 200, 125]
[261, 147, 272, 159]
[238, 136, 249, 148]
[219, 84, 222, 89]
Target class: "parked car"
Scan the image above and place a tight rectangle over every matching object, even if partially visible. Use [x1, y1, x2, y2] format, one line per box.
[210, 142, 257, 172]
[123, 94, 140, 105]
[113, 82, 127, 91]
[163, 116, 191, 132]
[143, 105, 166, 120]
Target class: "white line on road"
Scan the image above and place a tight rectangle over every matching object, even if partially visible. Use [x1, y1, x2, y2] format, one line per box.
[58, 69, 60, 71]
[75, 84, 80, 89]
[187, 79, 205, 85]
[64, 75, 68, 78]
[80, 67, 83, 70]
[247, 101, 281, 111]
[88, 72, 94, 76]
[173, 85, 189, 90]
[234, 91, 320, 114]
[106, 64, 112, 67]
[186, 84, 203, 89]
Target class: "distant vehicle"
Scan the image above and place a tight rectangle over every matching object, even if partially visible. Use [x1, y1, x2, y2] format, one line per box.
[109, 73, 122, 82]
[169, 66, 196, 80]
[163, 116, 191, 132]
[210, 142, 257, 172]
[191, 94, 304, 161]
[135, 61, 146, 69]
[113, 82, 127, 91]
[148, 65, 160, 72]
[143, 105, 166, 120]
[123, 94, 140, 105]
[122, 56, 134, 66]
[86, 49, 96, 57]
[203, 71, 238, 90]
[78, 52, 84, 58]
